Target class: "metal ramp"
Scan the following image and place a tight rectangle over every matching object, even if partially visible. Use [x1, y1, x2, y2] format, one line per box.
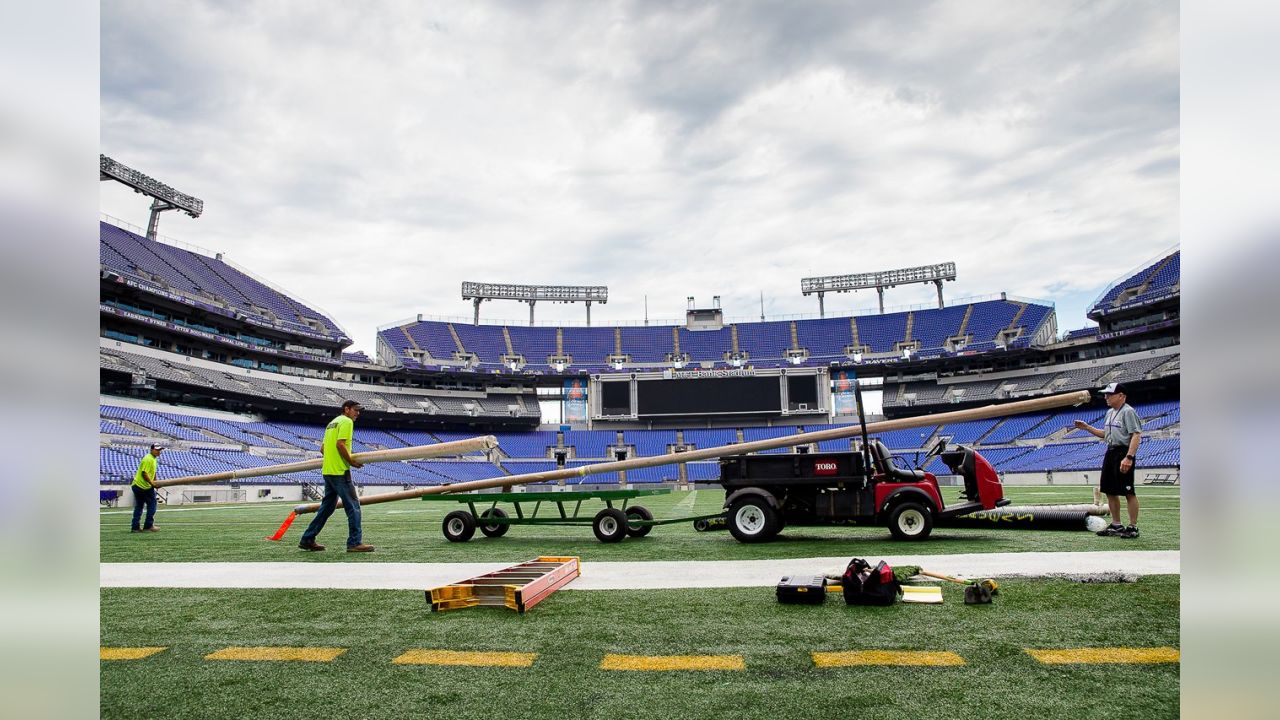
[427, 556, 580, 613]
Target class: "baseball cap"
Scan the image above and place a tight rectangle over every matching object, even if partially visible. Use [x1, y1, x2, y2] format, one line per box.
[1100, 382, 1127, 395]
[150, 443, 165, 451]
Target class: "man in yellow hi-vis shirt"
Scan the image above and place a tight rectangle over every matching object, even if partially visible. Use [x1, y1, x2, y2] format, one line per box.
[131, 443, 163, 533]
[298, 401, 374, 552]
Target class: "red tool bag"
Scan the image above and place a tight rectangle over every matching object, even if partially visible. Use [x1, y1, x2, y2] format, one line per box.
[841, 558, 902, 606]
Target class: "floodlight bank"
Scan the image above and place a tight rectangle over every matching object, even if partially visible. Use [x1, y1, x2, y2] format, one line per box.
[151, 436, 499, 489]
[291, 390, 1092, 515]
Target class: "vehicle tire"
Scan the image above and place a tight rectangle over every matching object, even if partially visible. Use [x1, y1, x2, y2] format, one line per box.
[593, 508, 628, 543]
[624, 506, 654, 537]
[887, 501, 933, 541]
[728, 496, 780, 543]
[442, 510, 477, 542]
[478, 508, 510, 538]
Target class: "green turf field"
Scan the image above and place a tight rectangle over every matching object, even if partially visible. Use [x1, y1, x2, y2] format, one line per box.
[101, 485, 1180, 718]
[100, 485, 1180, 563]
[101, 576, 1179, 720]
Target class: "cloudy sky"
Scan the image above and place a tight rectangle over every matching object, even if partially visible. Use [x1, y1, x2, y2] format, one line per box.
[100, 0, 1178, 355]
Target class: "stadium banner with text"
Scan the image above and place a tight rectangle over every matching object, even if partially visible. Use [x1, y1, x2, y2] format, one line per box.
[832, 369, 857, 416]
[564, 378, 588, 422]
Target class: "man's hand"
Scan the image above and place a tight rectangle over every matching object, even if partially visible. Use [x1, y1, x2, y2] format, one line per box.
[1120, 458, 1133, 472]
[351, 460, 364, 469]
[1073, 420, 1089, 430]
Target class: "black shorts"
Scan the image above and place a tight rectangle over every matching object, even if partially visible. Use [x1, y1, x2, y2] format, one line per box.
[1100, 445, 1136, 496]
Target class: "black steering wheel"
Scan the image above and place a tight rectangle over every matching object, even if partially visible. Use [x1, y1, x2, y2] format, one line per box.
[921, 436, 950, 465]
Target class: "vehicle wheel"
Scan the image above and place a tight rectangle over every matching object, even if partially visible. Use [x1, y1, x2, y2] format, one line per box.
[728, 496, 780, 543]
[442, 510, 476, 542]
[478, 508, 509, 538]
[693, 518, 710, 532]
[624, 506, 654, 537]
[887, 502, 933, 541]
[593, 508, 628, 543]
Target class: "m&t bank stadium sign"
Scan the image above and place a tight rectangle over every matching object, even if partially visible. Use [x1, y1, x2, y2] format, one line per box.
[662, 367, 756, 380]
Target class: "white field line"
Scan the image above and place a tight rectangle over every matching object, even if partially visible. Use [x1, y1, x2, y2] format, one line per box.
[100, 550, 1180, 591]
[672, 490, 698, 513]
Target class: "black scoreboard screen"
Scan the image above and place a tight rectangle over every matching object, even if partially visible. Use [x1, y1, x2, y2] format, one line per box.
[600, 381, 631, 416]
[636, 376, 782, 416]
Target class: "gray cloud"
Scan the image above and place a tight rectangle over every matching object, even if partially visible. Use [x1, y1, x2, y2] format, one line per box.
[101, 0, 1177, 352]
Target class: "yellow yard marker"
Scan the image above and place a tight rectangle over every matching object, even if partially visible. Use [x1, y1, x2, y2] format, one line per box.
[100, 647, 168, 661]
[204, 647, 346, 662]
[600, 654, 745, 671]
[392, 650, 537, 667]
[1026, 647, 1180, 665]
[812, 650, 966, 667]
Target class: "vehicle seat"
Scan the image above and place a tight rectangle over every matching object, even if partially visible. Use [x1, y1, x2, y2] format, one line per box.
[870, 439, 926, 482]
[941, 446, 979, 501]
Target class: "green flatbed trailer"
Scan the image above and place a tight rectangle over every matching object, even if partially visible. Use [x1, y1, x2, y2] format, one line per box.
[419, 488, 723, 543]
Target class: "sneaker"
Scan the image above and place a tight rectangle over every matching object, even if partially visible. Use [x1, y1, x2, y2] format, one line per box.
[144, 527, 159, 532]
[298, 542, 325, 551]
[1096, 523, 1124, 537]
[347, 544, 375, 553]
[1120, 525, 1140, 539]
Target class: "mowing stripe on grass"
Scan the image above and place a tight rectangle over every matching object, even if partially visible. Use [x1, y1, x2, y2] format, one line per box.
[392, 650, 536, 667]
[205, 646, 347, 662]
[812, 650, 966, 667]
[100, 647, 168, 661]
[1026, 647, 1179, 664]
[600, 654, 745, 671]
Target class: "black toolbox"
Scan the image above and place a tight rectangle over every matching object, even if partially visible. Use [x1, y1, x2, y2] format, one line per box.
[776, 575, 829, 604]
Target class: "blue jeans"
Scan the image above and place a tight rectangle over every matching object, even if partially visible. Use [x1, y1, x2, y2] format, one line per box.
[300, 472, 362, 548]
[131, 486, 157, 530]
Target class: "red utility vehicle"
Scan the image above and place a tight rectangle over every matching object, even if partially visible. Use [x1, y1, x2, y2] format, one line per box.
[711, 374, 1008, 543]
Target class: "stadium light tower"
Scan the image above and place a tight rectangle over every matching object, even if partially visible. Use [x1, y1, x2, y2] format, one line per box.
[99, 155, 204, 240]
[801, 262, 957, 316]
[461, 282, 608, 326]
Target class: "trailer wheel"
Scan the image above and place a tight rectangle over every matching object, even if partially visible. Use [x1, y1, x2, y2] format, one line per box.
[478, 508, 510, 538]
[887, 502, 933, 541]
[625, 506, 654, 537]
[442, 510, 477, 542]
[593, 508, 628, 543]
[728, 497, 779, 543]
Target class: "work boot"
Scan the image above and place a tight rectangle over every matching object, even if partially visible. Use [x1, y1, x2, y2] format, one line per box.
[298, 542, 325, 551]
[347, 544, 375, 553]
[144, 527, 159, 532]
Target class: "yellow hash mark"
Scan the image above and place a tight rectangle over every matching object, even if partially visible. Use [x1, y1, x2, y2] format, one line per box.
[600, 654, 745, 671]
[812, 650, 966, 667]
[392, 650, 537, 667]
[100, 647, 168, 661]
[1026, 647, 1180, 664]
[204, 646, 347, 662]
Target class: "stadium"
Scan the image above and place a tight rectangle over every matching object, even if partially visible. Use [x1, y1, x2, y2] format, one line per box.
[98, 5, 1180, 718]
[98, 166, 1179, 718]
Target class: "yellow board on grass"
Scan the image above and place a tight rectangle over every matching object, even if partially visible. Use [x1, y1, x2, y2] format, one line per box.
[204, 646, 346, 662]
[1026, 647, 1180, 664]
[392, 650, 537, 667]
[100, 647, 168, 661]
[600, 654, 745, 671]
[813, 650, 966, 667]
